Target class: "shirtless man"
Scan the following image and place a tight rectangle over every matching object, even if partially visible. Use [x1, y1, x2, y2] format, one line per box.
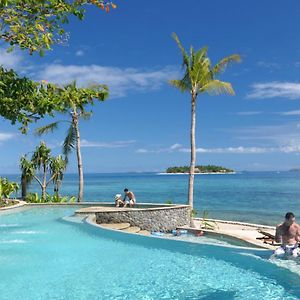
[123, 188, 136, 208]
[274, 212, 300, 257]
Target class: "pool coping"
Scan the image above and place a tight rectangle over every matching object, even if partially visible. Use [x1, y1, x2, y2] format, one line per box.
[0, 200, 27, 211]
[84, 214, 268, 251]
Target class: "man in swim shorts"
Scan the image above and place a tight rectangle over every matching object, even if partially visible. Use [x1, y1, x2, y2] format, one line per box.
[123, 188, 136, 208]
[274, 212, 300, 257]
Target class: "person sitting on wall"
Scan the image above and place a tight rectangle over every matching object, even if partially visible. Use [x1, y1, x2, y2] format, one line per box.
[123, 188, 136, 208]
[274, 212, 300, 257]
[115, 194, 124, 207]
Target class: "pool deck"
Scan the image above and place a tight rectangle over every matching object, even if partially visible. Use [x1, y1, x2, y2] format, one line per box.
[187, 219, 276, 250]
[76, 205, 277, 250]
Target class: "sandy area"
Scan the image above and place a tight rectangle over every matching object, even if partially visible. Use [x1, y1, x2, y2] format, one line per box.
[191, 218, 277, 250]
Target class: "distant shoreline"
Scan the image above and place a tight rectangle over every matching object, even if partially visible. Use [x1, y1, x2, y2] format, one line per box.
[157, 172, 236, 175]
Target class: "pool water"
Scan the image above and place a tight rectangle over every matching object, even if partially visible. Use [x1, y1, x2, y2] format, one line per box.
[1, 206, 300, 300]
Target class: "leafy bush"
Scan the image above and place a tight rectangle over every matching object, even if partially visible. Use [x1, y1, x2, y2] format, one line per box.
[200, 210, 218, 230]
[25, 193, 76, 203]
[0, 177, 19, 199]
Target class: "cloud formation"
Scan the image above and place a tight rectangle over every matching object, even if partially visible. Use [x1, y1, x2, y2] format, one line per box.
[0, 132, 15, 142]
[33, 64, 179, 98]
[236, 111, 262, 116]
[0, 48, 22, 69]
[247, 82, 300, 99]
[81, 139, 135, 148]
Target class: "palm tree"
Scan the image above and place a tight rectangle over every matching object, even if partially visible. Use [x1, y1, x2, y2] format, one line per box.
[36, 82, 108, 202]
[49, 155, 67, 197]
[20, 155, 34, 199]
[20, 143, 67, 200]
[31, 142, 52, 200]
[169, 33, 241, 209]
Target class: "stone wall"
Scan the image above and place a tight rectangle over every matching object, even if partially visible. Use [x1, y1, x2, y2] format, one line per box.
[95, 205, 191, 232]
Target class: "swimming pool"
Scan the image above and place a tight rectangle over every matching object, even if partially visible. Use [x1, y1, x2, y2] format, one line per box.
[1, 206, 300, 300]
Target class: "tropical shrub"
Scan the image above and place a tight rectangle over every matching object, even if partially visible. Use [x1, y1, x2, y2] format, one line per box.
[0, 177, 19, 199]
[25, 193, 76, 203]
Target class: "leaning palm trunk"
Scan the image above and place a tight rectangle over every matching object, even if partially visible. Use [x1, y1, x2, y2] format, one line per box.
[73, 114, 84, 202]
[188, 93, 197, 208]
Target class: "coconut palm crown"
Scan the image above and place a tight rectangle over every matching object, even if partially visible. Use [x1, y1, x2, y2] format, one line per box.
[169, 32, 241, 209]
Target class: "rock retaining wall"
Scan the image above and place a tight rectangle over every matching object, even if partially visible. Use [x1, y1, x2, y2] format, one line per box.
[95, 205, 190, 232]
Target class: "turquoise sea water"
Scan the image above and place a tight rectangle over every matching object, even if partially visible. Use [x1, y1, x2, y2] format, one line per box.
[8, 171, 300, 226]
[1, 206, 300, 300]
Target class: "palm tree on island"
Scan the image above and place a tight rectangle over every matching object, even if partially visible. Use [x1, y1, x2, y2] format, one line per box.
[169, 33, 240, 209]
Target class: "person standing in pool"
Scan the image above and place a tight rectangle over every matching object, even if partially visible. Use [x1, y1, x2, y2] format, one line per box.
[274, 212, 300, 257]
[123, 188, 136, 208]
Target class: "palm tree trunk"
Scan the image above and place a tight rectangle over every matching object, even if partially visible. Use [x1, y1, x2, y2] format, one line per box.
[42, 164, 47, 200]
[73, 113, 84, 202]
[21, 174, 27, 199]
[188, 92, 197, 208]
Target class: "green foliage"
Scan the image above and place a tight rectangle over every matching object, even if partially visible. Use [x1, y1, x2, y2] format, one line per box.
[191, 208, 197, 218]
[0, 0, 117, 55]
[20, 142, 67, 199]
[0, 67, 63, 132]
[25, 192, 76, 203]
[166, 165, 234, 173]
[169, 33, 241, 97]
[200, 210, 218, 230]
[165, 199, 173, 204]
[0, 177, 19, 199]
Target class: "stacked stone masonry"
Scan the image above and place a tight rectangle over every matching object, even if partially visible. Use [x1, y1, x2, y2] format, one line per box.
[95, 206, 190, 232]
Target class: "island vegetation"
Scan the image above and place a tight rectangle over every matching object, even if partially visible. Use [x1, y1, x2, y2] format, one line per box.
[166, 165, 235, 174]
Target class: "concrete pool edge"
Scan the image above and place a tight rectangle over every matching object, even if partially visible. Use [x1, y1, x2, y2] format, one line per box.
[0, 200, 27, 211]
[84, 214, 268, 251]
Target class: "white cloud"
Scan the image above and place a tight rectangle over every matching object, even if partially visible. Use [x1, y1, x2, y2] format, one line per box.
[247, 82, 300, 99]
[75, 50, 84, 57]
[0, 132, 15, 142]
[136, 140, 300, 155]
[179, 146, 272, 154]
[0, 48, 23, 69]
[136, 148, 149, 153]
[256, 61, 280, 69]
[170, 143, 182, 150]
[279, 110, 300, 116]
[236, 111, 262, 116]
[136, 143, 182, 154]
[81, 139, 135, 148]
[33, 64, 179, 98]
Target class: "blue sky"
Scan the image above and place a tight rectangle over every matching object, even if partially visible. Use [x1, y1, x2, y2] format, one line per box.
[1, 0, 300, 173]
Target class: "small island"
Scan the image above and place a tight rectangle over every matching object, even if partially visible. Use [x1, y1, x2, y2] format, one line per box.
[166, 165, 235, 174]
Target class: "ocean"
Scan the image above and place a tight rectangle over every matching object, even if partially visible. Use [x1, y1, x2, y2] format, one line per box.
[5, 171, 300, 226]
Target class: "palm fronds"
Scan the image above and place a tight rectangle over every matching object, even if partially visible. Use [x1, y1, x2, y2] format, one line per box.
[63, 124, 76, 161]
[35, 121, 60, 136]
[201, 80, 235, 95]
[212, 54, 241, 75]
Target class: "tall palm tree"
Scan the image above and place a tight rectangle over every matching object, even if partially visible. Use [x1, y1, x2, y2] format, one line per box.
[36, 82, 108, 202]
[169, 33, 241, 209]
[20, 155, 34, 199]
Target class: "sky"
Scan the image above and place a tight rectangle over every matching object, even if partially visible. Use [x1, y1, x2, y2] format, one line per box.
[1, 0, 300, 173]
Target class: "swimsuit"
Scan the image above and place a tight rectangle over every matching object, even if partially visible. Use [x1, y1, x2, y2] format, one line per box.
[274, 244, 299, 257]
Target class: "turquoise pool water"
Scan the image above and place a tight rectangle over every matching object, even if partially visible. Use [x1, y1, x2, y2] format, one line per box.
[1, 206, 300, 299]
